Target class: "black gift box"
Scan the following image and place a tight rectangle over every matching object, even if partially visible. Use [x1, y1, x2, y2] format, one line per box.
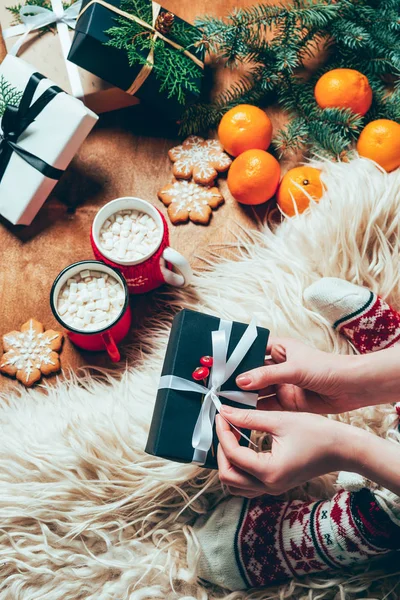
[68, 0, 205, 119]
[145, 309, 270, 470]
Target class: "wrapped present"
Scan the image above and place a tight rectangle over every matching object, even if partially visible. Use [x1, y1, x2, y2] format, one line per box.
[68, 0, 205, 120]
[145, 309, 270, 469]
[1, 0, 139, 113]
[0, 54, 98, 225]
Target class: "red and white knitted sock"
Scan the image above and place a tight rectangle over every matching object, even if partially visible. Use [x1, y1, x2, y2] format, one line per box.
[304, 278, 400, 354]
[193, 488, 400, 590]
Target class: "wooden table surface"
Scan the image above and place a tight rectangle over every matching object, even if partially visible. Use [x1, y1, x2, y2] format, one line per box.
[0, 0, 296, 393]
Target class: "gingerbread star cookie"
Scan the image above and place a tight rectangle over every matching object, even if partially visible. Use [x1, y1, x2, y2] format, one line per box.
[168, 136, 232, 185]
[158, 179, 224, 225]
[0, 319, 63, 387]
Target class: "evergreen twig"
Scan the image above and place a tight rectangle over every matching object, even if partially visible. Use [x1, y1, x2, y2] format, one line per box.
[105, 0, 203, 105]
[0, 76, 22, 117]
[182, 0, 400, 159]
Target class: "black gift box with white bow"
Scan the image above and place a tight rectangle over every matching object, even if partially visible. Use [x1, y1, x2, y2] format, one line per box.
[68, 0, 205, 119]
[145, 309, 270, 470]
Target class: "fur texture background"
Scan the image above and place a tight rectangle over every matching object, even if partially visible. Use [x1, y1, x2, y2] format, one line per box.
[1, 157, 400, 600]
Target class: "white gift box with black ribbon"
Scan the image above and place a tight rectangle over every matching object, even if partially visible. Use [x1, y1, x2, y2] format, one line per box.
[0, 55, 97, 226]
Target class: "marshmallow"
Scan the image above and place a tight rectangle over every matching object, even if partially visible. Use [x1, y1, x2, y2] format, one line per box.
[58, 304, 68, 316]
[57, 269, 125, 332]
[98, 208, 159, 262]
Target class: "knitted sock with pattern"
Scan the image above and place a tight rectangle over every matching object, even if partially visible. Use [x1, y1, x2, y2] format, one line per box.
[304, 278, 400, 353]
[193, 488, 400, 590]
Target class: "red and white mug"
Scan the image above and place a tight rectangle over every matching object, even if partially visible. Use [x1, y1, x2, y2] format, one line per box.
[50, 260, 131, 362]
[91, 197, 193, 294]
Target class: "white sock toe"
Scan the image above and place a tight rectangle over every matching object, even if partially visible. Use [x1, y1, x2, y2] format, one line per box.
[304, 278, 374, 327]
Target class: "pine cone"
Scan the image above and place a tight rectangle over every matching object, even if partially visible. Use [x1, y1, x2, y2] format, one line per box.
[155, 12, 174, 35]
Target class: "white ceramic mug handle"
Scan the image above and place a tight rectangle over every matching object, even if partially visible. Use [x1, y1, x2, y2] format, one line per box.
[161, 247, 192, 287]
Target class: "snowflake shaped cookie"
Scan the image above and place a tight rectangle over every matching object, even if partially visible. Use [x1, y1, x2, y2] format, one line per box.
[0, 319, 63, 387]
[168, 136, 232, 185]
[158, 179, 224, 225]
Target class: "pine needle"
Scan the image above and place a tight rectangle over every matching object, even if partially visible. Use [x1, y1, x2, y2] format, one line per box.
[182, 0, 400, 158]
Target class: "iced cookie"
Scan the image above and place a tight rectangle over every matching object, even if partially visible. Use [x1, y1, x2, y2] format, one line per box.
[168, 136, 232, 185]
[158, 179, 224, 225]
[0, 319, 63, 387]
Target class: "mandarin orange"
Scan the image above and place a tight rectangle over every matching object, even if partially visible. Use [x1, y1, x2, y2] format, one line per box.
[277, 166, 324, 217]
[357, 119, 400, 172]
[314, 68, 373, 116]
[227, 149, 280, 205]
[218, 104, 272, 157]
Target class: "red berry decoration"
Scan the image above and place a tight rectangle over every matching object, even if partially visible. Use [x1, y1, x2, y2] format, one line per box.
[192, 366, 210, 381]
[200, 355, 213, 367]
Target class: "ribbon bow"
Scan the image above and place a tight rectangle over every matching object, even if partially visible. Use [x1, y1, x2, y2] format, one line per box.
[0, 72, 64, 183]
[3, 0, 84, 99]
[159, 319, 259, 465]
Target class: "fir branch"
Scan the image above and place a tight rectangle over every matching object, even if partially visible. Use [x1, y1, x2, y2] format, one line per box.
[119, 0, 152, 23]
[106, 0, 203, 105]
[195, 1, 339, 62]
[0, 76, 22, 117]
[185, 0, 400, 158]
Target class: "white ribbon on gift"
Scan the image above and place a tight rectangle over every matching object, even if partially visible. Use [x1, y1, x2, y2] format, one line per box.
[158, 318, 259, 465]
[3, 0, 84, 99]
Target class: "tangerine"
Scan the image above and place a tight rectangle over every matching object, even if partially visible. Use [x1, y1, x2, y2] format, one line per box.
[357, 119, 400, 172]
[314, 68, 373, 116]
[218, 104, 273, 157]
[277, 166, 324, 217]
[227, 149, 280, 205]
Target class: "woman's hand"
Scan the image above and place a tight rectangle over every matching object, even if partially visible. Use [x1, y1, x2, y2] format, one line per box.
[237, 338, 400, 414]
[216, 406, 362, 498]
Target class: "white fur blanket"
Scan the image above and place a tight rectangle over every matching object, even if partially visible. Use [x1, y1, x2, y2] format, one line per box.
[1, 158, 400, 600]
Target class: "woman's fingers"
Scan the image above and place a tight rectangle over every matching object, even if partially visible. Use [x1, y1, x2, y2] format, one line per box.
[266, 337, 288, 363]
[217, 441, 266, 492]
[216, 413, 276, 479]
[236, 361, 300, 390]
[224, 485, 264, 498]
[219, 407, 283, 433]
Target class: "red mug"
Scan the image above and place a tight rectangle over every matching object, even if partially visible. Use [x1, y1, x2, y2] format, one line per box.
[50, 260, 131, 362]
[90, 197, 193, 294]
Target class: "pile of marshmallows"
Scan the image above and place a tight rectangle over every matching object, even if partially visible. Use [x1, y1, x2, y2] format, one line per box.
[56, 208, 161, 332]
[57, 269, 125, 331]
[99, 209, 159, 262]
